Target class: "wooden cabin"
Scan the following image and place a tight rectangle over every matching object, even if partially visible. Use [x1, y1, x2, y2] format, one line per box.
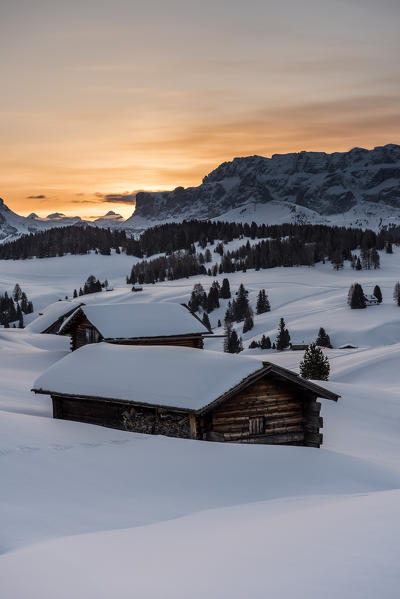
[32, 344, 339, 448]
[58, 302, 212, 350]
[25, 300, 84, 334]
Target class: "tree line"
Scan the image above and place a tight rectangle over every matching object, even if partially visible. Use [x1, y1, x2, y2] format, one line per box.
[0, 220, 392, 263]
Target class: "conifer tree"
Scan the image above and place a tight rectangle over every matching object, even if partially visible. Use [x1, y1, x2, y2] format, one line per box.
[219, 278, 231, 299]
[355, 257, 362, 271]
[249, 340, 260, 349]
[73, 289, 78, 298]
[224, 322, 243, 353]
[348, 283, 366, 309]
[299, 343, 330, 381]
[315, 327, 332, 348]
[13, 284, 22, 302]
[223, 320, 232, 352]
[386, 242, 393, 254]
[275, 318, 290, 350]
[393, 282, 400, 306]
[234, 283, 249, 322]
[202, 312, 211, 331]
[242, 308, 254, 334]
[260, 334, 271, 349]
[188, 283, 207, 312]
[373, 285, 382, 304]
[370, 248, 380, 269]
[256, 289, 270, 314]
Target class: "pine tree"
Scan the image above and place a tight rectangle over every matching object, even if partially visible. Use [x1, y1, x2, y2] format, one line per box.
[370, 248, 380, 269]
[217, 319, 221, 327]
[355, 257, 362, 271]
[13, 284, 22, 302]
[393, 282, 400, 307]
[249, 340, 260, 349]
[260, 334, 271, 349]
[242, 308, 254, 334]
[315, 327, 332, 348]
[275, 318, 290, 350]
[348, 283, 366, 309]
[73, 289, 78, 298]
[299, 343, 330, 381]
[219, 278, 231, 299]
[20, 292, 29, 314]
[188, 283, 207, 312]
[234, 283, 249, 322]
[202, 312, 211, 331]
[373, 285, 382, 304]
[223, 320, 232, 353]
[224, 322, 242, 353]
[227, 330, 242, 353]
[18, 312, 24, 328]
[386, 242, 393, 254]
[256, 289, 270, 314]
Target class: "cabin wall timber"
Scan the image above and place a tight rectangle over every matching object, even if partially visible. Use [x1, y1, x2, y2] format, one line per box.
[51, 396, 191, 438]
[67, 315, 204, 350]
[198, 376, 323, 447]
[50, 373, 324, 447]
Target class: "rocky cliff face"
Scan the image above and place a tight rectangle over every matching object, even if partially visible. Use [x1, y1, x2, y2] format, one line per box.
[127, 144, 400, 224]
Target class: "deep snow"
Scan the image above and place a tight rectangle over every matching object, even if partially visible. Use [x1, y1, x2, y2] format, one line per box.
[1, 247, 400, 598]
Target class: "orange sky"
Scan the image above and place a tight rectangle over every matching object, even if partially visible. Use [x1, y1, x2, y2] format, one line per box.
[1, 0, 399, 219]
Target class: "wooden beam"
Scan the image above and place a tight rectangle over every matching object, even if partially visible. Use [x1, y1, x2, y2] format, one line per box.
[189, 414, 198, 440]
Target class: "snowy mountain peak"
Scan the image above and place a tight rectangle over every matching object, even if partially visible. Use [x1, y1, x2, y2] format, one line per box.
[126, 144, 400, 229]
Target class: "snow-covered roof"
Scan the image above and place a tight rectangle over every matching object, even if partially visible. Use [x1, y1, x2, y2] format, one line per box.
[59, 302, 211, 339]
[33, 344, 265, 411]
[25, 301, 83, 334]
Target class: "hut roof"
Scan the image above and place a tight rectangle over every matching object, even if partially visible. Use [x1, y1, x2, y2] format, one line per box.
[25, 301, 84, 334]
[32, 344, 339, 411]
[59, 302, 211, 339]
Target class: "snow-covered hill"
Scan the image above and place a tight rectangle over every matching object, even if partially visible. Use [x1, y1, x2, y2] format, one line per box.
[125, 144, 400, 231]
[1, 248, 400, 597]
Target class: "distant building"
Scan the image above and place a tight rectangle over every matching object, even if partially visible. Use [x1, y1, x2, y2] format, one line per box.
[58, 302, 212, 350]
[364, 294, 379, 306]
[32, 344, 339, 448]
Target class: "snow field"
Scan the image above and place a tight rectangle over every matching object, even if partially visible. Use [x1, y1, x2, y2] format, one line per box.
[0, 247, 400, 597]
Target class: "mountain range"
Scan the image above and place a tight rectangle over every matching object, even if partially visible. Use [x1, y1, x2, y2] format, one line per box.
[2, 144, 400, 241]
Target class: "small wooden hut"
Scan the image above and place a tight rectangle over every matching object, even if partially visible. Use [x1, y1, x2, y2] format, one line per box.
[58, 302, 212, 350]
[32, 344, 339, 448]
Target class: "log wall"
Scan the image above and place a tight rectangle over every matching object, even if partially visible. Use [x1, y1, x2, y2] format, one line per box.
[201, 376, 323, 447]
[50, 375, 324, 447]
[68, 317, 204, 350]
[51, 395, 191, 438]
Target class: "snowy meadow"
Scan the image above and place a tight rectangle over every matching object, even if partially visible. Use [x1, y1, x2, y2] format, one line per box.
[1, 246, 400, 598]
